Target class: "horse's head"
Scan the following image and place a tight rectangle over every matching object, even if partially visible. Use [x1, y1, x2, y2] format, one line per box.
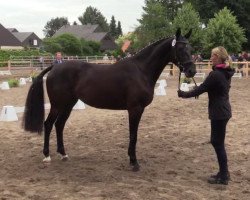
[172, 28, 196, 78]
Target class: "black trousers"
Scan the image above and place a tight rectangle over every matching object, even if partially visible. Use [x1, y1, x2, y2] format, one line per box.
[210, 119, 229, 177]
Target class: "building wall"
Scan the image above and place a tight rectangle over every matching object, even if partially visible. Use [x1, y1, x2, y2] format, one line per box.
[22, 33, 42, 48]
[100, 36, 117, 51]
[0, 46, 23, 50]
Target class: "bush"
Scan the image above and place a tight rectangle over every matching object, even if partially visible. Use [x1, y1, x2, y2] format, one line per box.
[43, 39, 62, 54]
[43, 34, 82, 55]
[8, 79, 19, 88]
[0, 49, 51, 63]
[80, 39, 101, 56]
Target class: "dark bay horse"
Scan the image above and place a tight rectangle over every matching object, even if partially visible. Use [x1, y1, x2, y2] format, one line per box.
[23, 29, 196, 171]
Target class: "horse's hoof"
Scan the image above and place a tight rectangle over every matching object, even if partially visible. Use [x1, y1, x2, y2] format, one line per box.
[43, 156, 51, 163]
[61, 154, 69, 161]
[130, 163, 140, 172]
[132, 164, 140, 172]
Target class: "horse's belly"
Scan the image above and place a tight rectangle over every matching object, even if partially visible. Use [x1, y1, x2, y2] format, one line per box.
[83, 96, 127, 110]
[79, 89, 127, 110]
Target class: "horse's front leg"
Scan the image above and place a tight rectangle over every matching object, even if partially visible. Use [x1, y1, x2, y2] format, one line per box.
[128, 106, 144, 171]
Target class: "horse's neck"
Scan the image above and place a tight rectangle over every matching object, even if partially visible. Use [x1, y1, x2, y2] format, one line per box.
[135, 38, 173, 85]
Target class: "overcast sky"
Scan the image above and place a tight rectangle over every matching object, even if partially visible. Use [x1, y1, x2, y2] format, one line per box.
[0, 0, 145, 38]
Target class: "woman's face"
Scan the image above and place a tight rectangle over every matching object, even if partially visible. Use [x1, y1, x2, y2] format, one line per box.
[210, 53, 221, 65]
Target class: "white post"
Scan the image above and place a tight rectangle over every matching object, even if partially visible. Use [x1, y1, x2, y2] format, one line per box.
[0, 106, 18, 121]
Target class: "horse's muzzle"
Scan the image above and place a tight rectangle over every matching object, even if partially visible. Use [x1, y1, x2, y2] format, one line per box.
[184, 64, 197, 78]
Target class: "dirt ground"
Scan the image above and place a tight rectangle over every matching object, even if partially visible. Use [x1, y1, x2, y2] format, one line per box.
[0, 76, 249, 200]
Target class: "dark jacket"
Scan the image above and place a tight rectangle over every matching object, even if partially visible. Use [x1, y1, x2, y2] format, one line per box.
[53, 59, 63, 64]
[181, 66, 235, 120]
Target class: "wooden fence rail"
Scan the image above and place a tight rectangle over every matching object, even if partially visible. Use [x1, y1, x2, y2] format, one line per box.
[163, 61, 249, 78]
[0, 60, 249, 78]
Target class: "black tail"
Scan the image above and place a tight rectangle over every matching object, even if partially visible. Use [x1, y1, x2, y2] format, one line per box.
[22, 65, 53, 133]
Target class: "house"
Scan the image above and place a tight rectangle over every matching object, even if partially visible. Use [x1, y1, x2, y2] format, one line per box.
[54, 24, 117, 51]
[8, 28, 42, 48]
[0, 23, 22, 49]
[7, 28, 18, 33]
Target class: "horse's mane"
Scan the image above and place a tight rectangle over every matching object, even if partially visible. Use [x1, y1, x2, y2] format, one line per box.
[120, 36, 173, 61]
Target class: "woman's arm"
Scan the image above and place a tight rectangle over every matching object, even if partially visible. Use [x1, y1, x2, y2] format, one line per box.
[178, 72, 218, 98]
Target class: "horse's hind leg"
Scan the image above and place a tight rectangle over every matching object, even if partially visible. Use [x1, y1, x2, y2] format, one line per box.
[55, 101, 76, 161]
[43, 106, 59, 162]
[128, 106, 144, 171]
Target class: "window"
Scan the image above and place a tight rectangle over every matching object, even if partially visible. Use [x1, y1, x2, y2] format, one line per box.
[33, 40, 37, 46]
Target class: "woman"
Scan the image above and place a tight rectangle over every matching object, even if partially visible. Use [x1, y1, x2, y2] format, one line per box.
[178, 46, 235, 185]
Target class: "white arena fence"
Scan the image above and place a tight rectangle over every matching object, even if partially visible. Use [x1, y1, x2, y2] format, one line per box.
[0, 56, 116, 77]
[0, 59, 249, 78]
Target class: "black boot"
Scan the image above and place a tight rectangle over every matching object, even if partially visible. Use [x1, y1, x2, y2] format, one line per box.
[208, 172, 230, 185]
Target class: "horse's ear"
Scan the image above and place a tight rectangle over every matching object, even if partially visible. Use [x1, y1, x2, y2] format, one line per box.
[176, 28, 181, 39]
[185, 29, 192, 39]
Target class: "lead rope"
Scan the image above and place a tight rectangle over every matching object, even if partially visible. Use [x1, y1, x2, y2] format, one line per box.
[192, 77, 197, 87]
[178, 70, 181, 90]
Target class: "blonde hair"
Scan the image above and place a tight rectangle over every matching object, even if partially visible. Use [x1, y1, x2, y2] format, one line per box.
[211, 46, 232, 67]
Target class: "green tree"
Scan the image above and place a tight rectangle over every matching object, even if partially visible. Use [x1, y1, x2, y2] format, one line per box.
[186, 0, 250, 49]
[116, 21, 123, 37]
[109, 16, 117, 38]
[185, 0, 218, 24]
[158, 0, 183, 21]
[43, 17, 69, 38]
[172, 3, 203, 52]
[136, 0, 172, 48]
[203, 7, 246, 55]
[43, 34, 82, 55]
[78, 6, 109, 31]
[54, 34, 82, 55]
